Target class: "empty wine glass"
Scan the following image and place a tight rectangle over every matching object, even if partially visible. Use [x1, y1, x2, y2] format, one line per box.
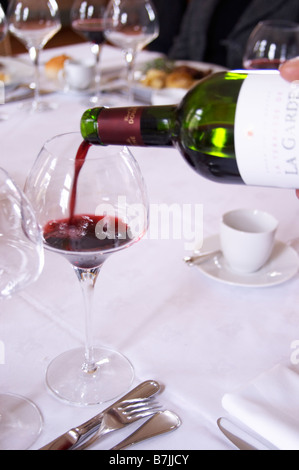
[7, 0, 61, 112]
[71, 0, 109, 105]
[24, 133, 149, 405]
[0, 168, 44, 450]
[104, 0, 159, 101]
[243, 20, 299, 70]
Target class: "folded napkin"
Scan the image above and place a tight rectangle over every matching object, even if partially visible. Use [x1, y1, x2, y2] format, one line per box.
[222, 364, 299, 450]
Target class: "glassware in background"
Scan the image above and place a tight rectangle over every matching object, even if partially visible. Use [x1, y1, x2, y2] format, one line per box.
[0, 4, 7, 43]
[0, 4, 8, 120]
[25, 133, 149, 405]
[243, 20, 299, 70]
[0, 168, 44, 450]
[104, 0, 159, 101]
[7, 0, 61, 112]
[71, 0, 109, 105]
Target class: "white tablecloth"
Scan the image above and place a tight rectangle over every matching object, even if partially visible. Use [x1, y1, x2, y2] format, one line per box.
[1, 43, 299, 451]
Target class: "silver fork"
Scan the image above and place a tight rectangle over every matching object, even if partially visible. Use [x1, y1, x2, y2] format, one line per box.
[73, 397, 161, 450]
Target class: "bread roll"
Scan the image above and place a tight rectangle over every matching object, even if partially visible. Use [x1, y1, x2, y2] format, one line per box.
[165, 70, 194, 89]
[141, 69, 167, 89]
[45, 54, 71, 79]
[0, 72, 10, 83]
[141, 62, 212, 89]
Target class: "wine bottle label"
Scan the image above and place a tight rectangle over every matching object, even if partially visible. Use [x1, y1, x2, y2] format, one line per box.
[97, 107, 145, 145]
[235, 73, 299, 188]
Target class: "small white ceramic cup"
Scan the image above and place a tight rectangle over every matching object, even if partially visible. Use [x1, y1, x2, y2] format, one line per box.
[64, 59, 95, 90]
[220, 208, 278, 273]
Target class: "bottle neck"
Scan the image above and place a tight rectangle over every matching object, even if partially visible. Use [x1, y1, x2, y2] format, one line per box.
[81, 106, 177, 146]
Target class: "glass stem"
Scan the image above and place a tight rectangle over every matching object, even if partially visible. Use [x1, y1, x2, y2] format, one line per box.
[28, 46, 41, 107]
[91, 43, 102, 102]
[125, 49, 136, 102]
[73, 266, 101, 374]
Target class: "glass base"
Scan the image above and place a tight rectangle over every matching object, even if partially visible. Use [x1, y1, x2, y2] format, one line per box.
[0, 393, 43, 450]
[46, 347, 134, 406]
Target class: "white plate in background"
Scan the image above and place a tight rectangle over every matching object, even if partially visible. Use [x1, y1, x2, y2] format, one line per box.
[191, 235, 299, 288]
[0, 56, 33, 89]
[136, 60, 227, 104]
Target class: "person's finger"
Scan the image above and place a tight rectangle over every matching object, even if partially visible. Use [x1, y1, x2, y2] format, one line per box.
[280, 57, 299, 82]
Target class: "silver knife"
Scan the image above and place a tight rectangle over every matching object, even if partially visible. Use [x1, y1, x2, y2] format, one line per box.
[40, 380, 161, 450]
[217, 417, 278, 450]
[111, 410, 181, 450]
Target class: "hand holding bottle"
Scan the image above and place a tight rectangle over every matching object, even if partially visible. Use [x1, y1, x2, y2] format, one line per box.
[280, 56, 299, 81]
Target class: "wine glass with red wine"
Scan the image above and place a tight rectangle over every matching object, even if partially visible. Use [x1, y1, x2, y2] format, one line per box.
[243, 20, 299, 70]
[0, 168, 44, 449]
[7, 0, 61, 112]
[24, 133, 149, 405]
[104, 0, 159, 102]
[71, 0, 109, 104]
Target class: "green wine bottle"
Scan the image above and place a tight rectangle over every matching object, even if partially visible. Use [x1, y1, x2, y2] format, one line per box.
[81, 70, 299, 188]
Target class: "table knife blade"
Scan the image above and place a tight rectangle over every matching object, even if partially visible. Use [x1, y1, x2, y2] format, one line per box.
[40, 380, 161, 450]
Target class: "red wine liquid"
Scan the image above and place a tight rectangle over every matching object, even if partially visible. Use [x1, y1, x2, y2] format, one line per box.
[72, 19, 106, 45]
[69, 139, 91, 221]
[43, 214, 130, 252]
[43, 140, 131, 265]
[244, 58, 283, 70]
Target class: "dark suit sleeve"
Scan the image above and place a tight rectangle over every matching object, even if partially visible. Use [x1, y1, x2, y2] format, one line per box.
[168, 0, 219, 61]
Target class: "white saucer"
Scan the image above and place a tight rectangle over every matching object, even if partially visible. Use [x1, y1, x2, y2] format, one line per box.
[192, 235, 299, 287]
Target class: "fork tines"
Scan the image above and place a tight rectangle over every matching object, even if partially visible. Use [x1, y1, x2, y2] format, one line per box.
[117, 397, 161, 419]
